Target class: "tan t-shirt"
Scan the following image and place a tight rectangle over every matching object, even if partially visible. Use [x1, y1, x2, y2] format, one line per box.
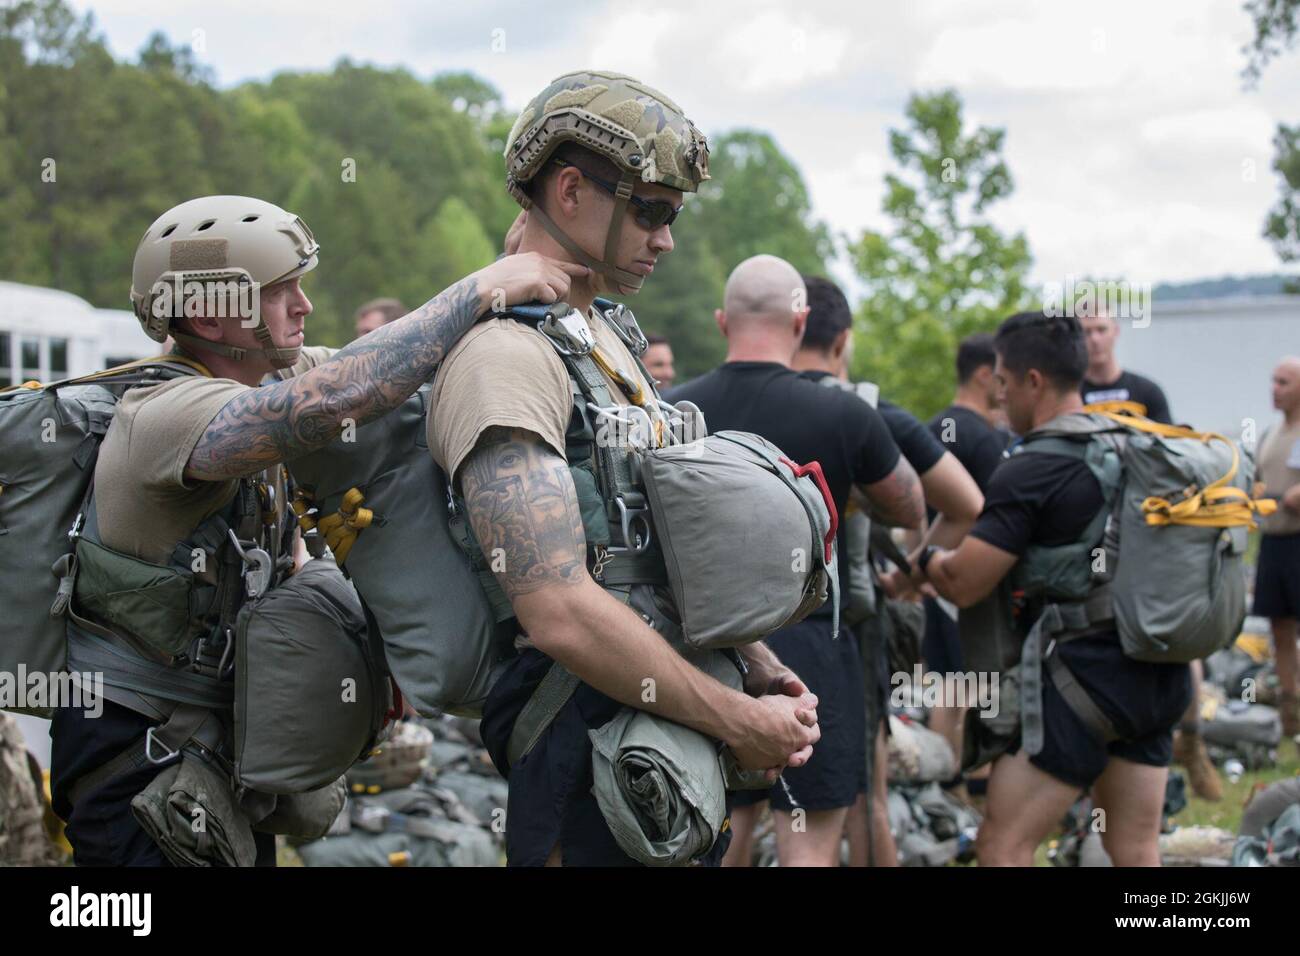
[93, 346, 333, 564]
[426, 313, 653, 481]
[1257, 418, 1300, 536]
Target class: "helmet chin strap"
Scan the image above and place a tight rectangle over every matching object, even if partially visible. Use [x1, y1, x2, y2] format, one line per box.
[525, 169, 646, 294]
[169, 316, 301, 370]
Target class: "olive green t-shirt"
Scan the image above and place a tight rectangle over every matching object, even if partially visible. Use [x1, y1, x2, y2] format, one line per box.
[426, 314, 653, 482]
[93, 347, 334, 564]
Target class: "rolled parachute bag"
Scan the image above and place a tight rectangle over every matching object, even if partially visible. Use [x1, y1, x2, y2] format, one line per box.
[130, 755, 259, 867]
[233, 559, 390, 794]
[588, 707, 727, 867]
[638, 430, 838, 649]
[587, 649, 746, 866]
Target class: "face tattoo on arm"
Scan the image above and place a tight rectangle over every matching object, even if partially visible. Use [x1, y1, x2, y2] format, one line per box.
[459, 427, 589, 599]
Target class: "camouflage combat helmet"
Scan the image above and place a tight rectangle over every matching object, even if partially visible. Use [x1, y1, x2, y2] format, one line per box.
[129, 195, 320, 369]
[346, 720, 434, 793]
[504, 70, 710, 292]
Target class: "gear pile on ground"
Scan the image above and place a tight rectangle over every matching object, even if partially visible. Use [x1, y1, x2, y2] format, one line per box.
[295, 717, 505, 866]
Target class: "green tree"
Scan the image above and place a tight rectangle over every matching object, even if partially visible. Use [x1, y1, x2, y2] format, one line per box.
[634, 129, 830, 382]
[848, 89, 1032, 420]
[1245, 0, 1300, 285]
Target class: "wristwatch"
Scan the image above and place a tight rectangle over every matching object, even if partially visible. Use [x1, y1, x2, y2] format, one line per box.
[918, 545, 940, 576]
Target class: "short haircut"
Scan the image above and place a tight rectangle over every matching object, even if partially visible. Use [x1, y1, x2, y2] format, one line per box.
[526, 142, 624, 207]
[956, 333, 997, 384]
[355, 297, 406, 325]
[993, 311, 1088, 390]
[801, 275, 853, 353]
[645, 334, 670, 347]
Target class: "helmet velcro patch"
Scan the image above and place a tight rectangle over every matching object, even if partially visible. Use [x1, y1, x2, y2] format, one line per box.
[603, 98, 646, 133]
[169, 238, 229, 271]
[653, 126, 683, 179]
[543, 84, 607, 113]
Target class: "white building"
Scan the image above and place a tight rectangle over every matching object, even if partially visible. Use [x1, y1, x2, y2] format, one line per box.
[0, 280, 158, 386]
[1114, 295, 1300, 445]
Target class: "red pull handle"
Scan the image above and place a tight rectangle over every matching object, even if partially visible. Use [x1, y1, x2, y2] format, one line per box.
[779, 456, 838, 564]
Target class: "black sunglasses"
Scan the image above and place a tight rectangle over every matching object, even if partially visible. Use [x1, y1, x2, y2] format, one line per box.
[553, 160, 684, 230]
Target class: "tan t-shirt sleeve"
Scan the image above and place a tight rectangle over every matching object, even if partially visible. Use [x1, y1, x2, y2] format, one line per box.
[126, 377, 252, 492]
[426, 320, 572, 481]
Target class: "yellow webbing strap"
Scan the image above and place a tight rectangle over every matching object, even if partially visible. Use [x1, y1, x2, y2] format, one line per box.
[313, 487, 373, 564]
[589, 345, 648, 407]
[1092, 410, 1277, 529]
[291, 489, 318, 533]
[1083, 399, 1147, 417]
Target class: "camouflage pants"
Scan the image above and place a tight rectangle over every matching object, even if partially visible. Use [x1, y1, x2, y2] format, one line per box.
[0, 713, 60, 866]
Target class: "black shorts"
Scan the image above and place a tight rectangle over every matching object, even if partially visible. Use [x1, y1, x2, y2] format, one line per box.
[481, 647, 734, 867]
[1012, 632, 1193, 790]
[1253, 533, 1300, 619]
[733, 616, 867, 813]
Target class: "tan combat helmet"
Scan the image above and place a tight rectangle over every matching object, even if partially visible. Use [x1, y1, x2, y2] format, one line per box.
[129, 195, 320, 369]
[504, 70, 710, 292]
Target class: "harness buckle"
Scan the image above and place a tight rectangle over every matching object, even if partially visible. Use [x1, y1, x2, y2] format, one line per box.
[599, 301, 649, 356]
[144, 726, 181, 765]
[613, 496, 652, 554]
[538, 307, 595, 356]
[227, 529, 274, 599]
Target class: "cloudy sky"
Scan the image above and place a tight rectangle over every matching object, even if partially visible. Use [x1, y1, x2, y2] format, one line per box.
[75, 0, 1300, 289]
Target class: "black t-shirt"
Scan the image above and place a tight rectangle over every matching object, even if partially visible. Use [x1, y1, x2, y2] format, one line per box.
[797, 371, 945, 474]
[969, 450, 1104, 556]
[927, 405, 1010, 493]
[669, 362, 902, 615]
[1080, 370, 1172, 424]
[669, 363, 900, 516]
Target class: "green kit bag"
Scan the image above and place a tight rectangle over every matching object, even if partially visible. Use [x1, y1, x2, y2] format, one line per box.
[638, 430, 839, 649]
[233, 559, 390, 794]
[0, 358, 206, 716]
[286, 385, 514, 718]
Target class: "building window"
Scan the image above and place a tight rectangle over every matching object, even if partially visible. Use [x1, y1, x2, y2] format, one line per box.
[49, 337, 68, 378]
[20, 337, 40, 383]
[0, 333, 10, 387]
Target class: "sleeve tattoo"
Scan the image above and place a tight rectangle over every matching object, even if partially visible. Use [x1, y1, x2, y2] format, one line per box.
[186, 277, 482, 480]
[459, 427, 588, 599]
[862, 458, 926, 529]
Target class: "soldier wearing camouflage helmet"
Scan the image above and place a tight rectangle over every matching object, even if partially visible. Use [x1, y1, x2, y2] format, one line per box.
[50, 194, 582, 866]
[427, 71, 820, 867]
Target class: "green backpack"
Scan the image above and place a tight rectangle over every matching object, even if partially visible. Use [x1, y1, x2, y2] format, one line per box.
[0, 357, 209, 716]
[1010, 410, 1274, 758]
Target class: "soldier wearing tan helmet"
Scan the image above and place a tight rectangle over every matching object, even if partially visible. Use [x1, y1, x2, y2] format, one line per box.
[50, 194, 583, 866]
[427, 71, 820, 867]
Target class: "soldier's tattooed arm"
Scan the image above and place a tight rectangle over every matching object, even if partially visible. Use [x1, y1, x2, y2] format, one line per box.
[858, 456, 926, 530]
[458, 428, 820, 770]
[186, 279, 483, 480]
[458, 427, 588, 599]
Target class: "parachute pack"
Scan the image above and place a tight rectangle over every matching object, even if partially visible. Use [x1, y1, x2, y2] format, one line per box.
[0, 356, 212, 716]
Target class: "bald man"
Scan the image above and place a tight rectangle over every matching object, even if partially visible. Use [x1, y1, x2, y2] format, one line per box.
[1253, 356, 1300, 741]
[669, 255, 925, 866]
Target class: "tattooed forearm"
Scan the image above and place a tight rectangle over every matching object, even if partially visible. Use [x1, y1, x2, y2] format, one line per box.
[459, 427, 588, 599]
[860, 457, 926, 530]
[186, 277, 483, 480]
